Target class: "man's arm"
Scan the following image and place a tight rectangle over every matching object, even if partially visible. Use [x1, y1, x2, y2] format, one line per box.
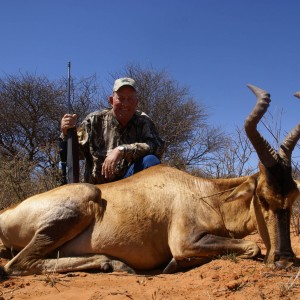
[118, 113, 165, 162]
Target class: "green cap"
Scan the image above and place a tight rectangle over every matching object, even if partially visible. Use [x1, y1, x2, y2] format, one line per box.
[113, 77, 136, 92]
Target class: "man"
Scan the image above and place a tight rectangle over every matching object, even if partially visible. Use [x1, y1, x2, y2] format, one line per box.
[60, 77, 165, 184]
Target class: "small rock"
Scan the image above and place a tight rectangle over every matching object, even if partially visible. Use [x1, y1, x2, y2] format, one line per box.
[212, 274, 220, 281]
[226, 279, 241, 290]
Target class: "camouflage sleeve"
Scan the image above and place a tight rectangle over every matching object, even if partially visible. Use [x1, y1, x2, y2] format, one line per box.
[77, 119, 90, 147]
[123, 114, 165, 162]
[76, 114, 93, 161]
[76, 113, 106, 183]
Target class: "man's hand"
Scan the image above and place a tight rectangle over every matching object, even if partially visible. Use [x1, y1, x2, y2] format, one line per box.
[61, 114, 77, 136]
[102, 147, 123, 179]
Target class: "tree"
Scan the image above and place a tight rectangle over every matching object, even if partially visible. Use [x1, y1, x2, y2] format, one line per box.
[260, 109, 300, 178]
[0, 73, 63, 161]
[58, 73, 101, 123]
[0, 73, 101, 208]
[0, 73, 64, 207]
[196, 126, 257, 178]
[199, 109, 300, 179]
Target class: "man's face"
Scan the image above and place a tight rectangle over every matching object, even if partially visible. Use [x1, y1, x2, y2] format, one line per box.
[109, 86, 138, 127]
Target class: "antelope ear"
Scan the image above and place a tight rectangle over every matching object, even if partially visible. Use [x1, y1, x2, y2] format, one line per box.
[224, 177, 256, 203]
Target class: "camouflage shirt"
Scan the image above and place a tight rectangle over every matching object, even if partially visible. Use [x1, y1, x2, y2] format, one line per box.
[77, 108, 165, 184]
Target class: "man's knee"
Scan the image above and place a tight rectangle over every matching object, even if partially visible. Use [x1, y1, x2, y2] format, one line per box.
[142, 154, 160, 168]
[123, 155, 161, 178]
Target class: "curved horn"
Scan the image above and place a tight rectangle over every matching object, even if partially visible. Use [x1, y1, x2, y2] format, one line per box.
[277, 92, 300, 165]
[278, 124, 300, 166]
[245, 84, 279, 167]
[294, 91, 300, 99]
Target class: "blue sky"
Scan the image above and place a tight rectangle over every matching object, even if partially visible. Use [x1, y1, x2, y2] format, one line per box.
[1, 1, 300, 144]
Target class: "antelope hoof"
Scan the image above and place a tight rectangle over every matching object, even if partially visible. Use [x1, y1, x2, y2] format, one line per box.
[0, 266, 8, 279]
[102, 262, 113, 273]
[274, 257, 294, 270]
[111, 260, 136, 274]
[162, 258, 178, 274]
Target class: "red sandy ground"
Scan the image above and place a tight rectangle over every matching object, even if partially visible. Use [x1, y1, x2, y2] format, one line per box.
[1, 233, 300, 300]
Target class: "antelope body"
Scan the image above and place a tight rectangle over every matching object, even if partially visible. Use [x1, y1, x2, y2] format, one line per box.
[0, 85, 300, 276]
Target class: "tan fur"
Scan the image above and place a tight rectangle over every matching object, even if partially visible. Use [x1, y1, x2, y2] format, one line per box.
[0, 164, 298, 275]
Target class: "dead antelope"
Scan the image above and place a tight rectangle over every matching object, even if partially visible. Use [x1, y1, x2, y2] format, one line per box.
[0, 84, 300, 276]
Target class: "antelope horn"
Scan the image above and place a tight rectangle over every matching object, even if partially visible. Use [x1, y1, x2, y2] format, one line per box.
[277, 92, 300, 165]
[245, 84, 279, 167]
[294, 91, 300, 99]
[278, 123, 300, 166]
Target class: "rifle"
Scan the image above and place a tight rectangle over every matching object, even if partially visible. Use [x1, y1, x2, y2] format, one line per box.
[66, 62, 80, 183]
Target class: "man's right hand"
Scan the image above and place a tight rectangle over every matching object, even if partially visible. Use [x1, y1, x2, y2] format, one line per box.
[101, 147, 123, 180]
[61, 114, 77, 136]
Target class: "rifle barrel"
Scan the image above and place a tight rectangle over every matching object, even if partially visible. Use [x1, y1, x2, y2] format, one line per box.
[68, 62, 71, 113]
[66, 61, 79, 183]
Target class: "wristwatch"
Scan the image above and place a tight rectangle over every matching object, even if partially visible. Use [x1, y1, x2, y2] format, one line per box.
[117, 145, 125, 155]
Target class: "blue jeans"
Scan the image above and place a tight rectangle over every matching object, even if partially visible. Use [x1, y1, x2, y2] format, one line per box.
[123, 155, 161, 178]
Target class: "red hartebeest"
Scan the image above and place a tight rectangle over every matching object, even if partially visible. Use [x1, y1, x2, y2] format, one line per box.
[0, 84, 299, 276]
